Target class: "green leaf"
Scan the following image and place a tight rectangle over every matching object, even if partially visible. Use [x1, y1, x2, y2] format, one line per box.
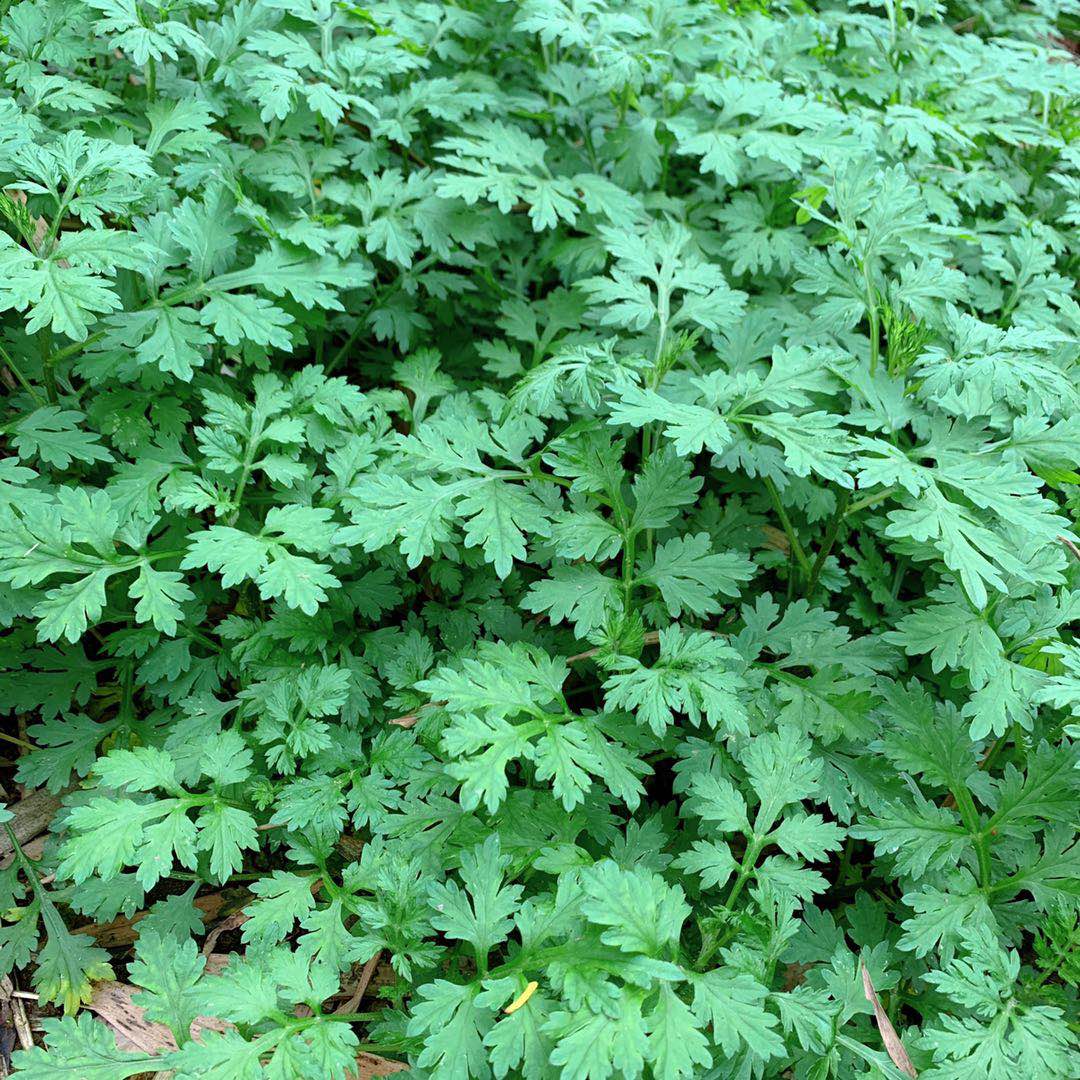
[242, 871, 319, 950]
[638, 534, 754, 618]
[428, 836, 522, 961]
[34, 895, 114, 1014]
[691, 970, 785, 1061]
[580, 861, 689, 957]
[195, 805, 258, 884]
[608, 385, 732, 458]
[128, 566, 193, 635]
[9, 409, 112, 469]
[605, 628, 746, 735]
[407, 979, 493, 1080]
[645, 983, 711, 1079]
[129, 931, 206, 1045]
[10, 1015, 156, 1079]
[522, 564, 620, 636]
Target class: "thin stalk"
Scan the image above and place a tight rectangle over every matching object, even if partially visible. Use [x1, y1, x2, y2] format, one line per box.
[324, 317, 367, 373]
[640, 316, 669, 558]
[0, 729, 36, 751]
[226, 419, 265, 526]
[48, 331, 105, 367]
[805, 490, 851, 597]
[844, 485, 897, 516]
[0, 342, 43, 405]
[862, 264, 880, 375]
[868, 306, 880, 376]
[722, 835, 766, 912]
[39, 330, 58, 404]
[950, 783, 991, 889]
[836, 837, 855, 886]
[1031, 923, 1080, 989]
[695, 835, 767, 970]
[621, 529, 636, 610]
[764, 477, 811, 581]
[169, 870, 265, 883]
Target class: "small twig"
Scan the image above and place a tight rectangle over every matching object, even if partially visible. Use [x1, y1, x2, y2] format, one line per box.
[201, 911, 248, 957]
[334, 951, 382, 1015]
[0, 731, 35, 752]
[844, 486, 897, 517]
[1, 975, 34, 1052]
[1060, 535, 1080, 563]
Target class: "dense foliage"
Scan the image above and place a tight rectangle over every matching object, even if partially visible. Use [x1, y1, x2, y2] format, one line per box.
[0, 0, 1078, 1076]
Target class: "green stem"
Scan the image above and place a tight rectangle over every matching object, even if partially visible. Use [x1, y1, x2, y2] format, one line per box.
[39, 330, 58, 404]
[4, 824, 46, 896]
[0, 342, 43, 405]
[328, 318, 365, 373]
[722, 835, 766, 913]
[951, 783, 991, 889]
[528, 464, 575, 492]
[862, 265, 880, 375]
[695, 835, 768, 970]
[169, 870, 265, 883]
[48, 331, 105, 367]
[0, 729, 36, 751]
[844, 485, 897, 516]
[1031, 923, 1080, 989]
[764, 477, 811, 581]
[805, 490, 850, 597]
[621, 528, 636, 610]
[836, 837, 855, 886]
[226, 421, 265, 526]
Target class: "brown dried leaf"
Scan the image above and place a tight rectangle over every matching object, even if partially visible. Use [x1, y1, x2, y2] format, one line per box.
[349, 1051, 408, 1078]
[762, 524, 791, 554]
[87, 982, 229, 1055]
[201, 911, 248, 957]
[861, 962, 917, 1078]
[76, 893, 230, 948]
[202, 953, 230, 976]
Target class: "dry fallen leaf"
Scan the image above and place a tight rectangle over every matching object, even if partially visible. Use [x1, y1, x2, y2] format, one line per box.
[200, 910, 249, 957]
[76, 893, 231, 949]
[349, 1051, 408, 1078]
[87, 982, 229, 1055]
[861, 962, 918, 1078]
[762, 524, 791, 554]
[87, 976, 405, 1078]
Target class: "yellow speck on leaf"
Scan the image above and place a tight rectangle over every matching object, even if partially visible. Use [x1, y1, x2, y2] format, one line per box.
[504, 981, 539, 1015]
